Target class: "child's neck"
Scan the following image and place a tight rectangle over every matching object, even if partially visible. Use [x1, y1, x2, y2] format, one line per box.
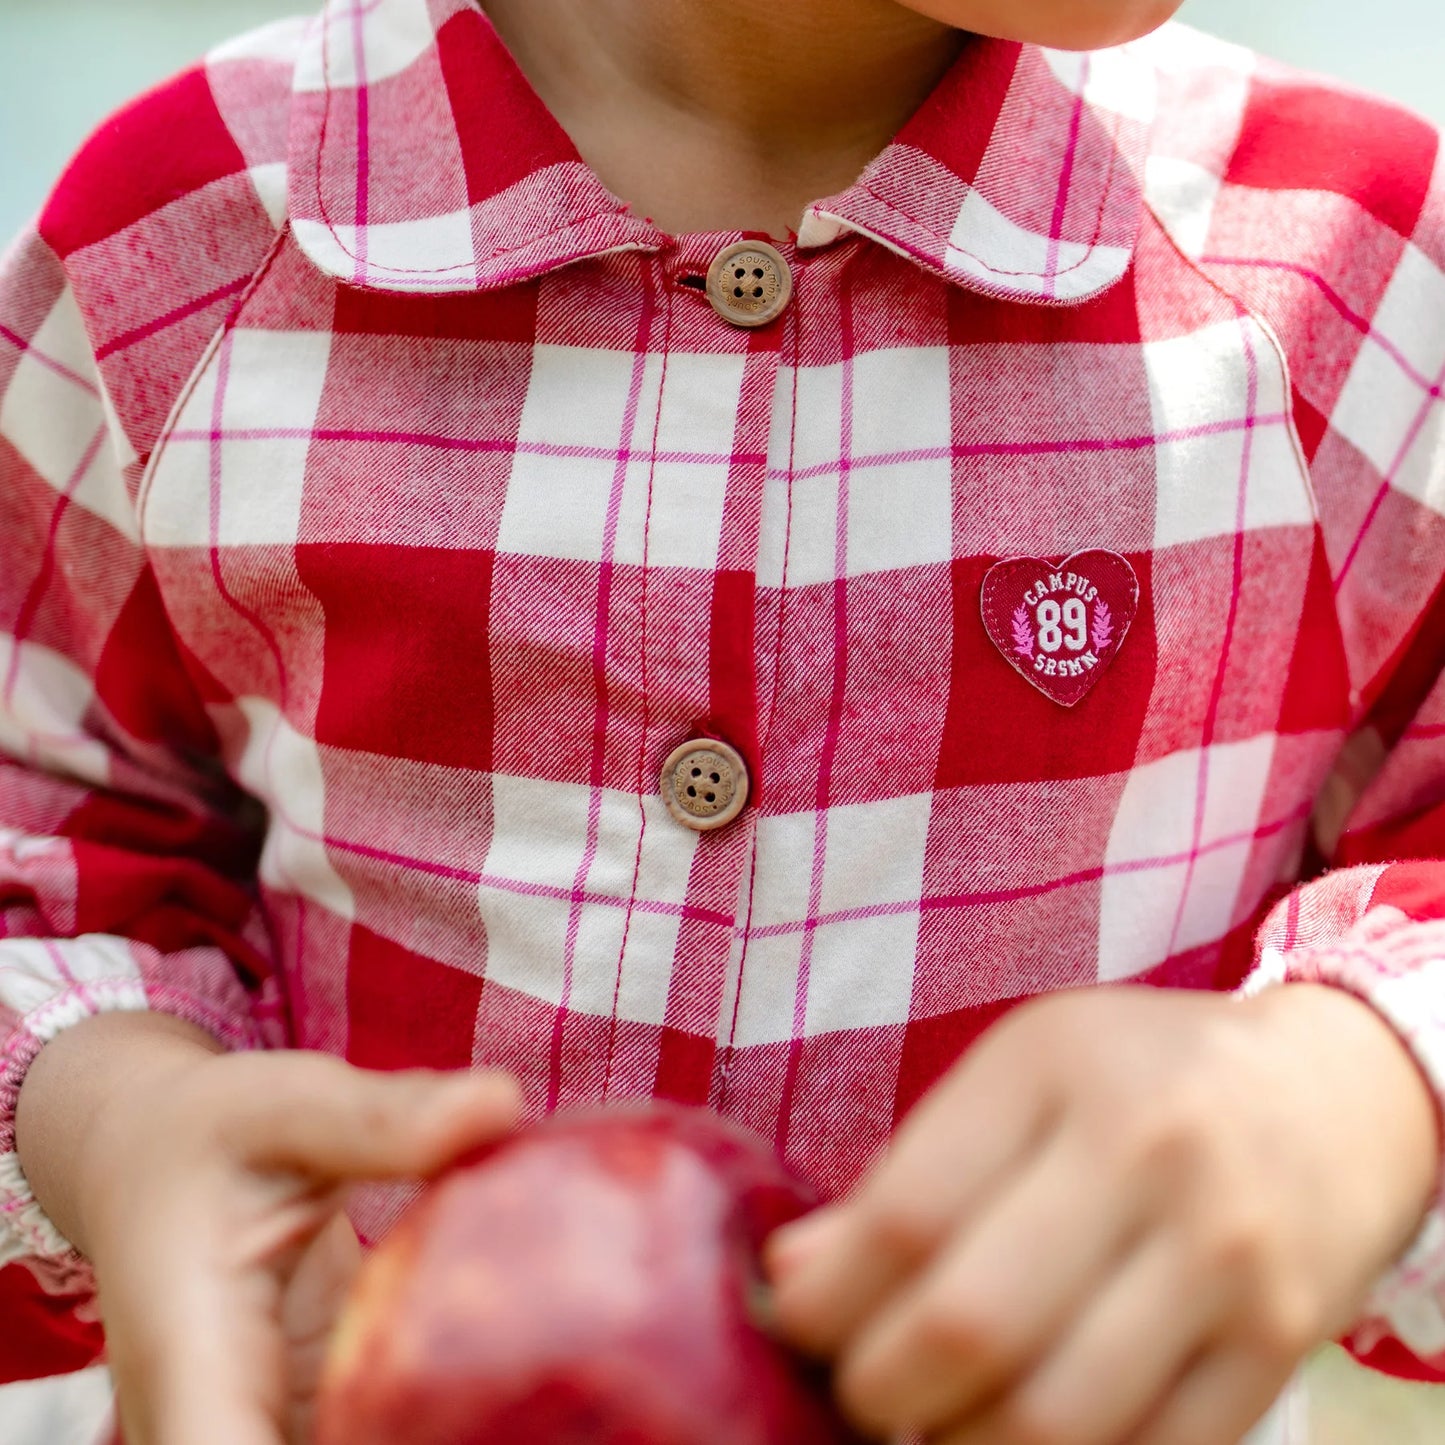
[482, 0, 966, 239]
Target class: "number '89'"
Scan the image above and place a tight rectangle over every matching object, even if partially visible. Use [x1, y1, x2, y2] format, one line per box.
[1036, 598, 1088, 654]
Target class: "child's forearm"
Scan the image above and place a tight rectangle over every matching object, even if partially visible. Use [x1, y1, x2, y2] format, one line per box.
[15, 1010, 225, 1259]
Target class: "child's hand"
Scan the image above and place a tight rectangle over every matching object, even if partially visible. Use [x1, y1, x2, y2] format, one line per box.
[766, 984, 1440, 1445]
[78, 1045, 519, 1445]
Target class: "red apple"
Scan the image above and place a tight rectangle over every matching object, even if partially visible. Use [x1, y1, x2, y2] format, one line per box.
[315, 1102, 863, 1445]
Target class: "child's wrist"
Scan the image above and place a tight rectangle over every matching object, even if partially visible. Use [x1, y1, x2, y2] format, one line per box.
[16, 1010, 225, 1260]
[1245, 983, 1441, 1258]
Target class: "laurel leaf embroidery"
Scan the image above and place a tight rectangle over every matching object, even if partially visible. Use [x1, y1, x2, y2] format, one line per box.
[1012, 605, 1035, 658]
[1092, 600, 1114, 653]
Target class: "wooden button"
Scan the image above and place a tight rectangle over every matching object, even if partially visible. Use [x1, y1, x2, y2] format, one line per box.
[705, 242, 792, 328]
[660, 738, 749, 831]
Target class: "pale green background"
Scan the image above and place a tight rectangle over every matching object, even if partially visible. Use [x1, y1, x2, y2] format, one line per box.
[1, 0, 1443, 243]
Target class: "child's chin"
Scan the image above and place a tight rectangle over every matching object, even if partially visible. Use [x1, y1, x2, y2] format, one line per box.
[894, 0, 1185, 50]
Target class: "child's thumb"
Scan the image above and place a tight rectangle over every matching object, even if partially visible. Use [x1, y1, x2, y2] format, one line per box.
[229, 1054, 522, 1181]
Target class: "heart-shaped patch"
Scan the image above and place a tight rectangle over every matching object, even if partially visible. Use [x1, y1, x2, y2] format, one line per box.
[980, 550, 1140, 707]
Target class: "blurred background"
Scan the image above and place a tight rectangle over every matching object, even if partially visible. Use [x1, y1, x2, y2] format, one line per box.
[1, 0, 1444, 1441]
[2, 0, 1444, 241]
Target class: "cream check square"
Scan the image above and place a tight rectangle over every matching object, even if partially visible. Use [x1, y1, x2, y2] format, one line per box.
[803, 908, 920, 1037]
[611, 351, 744, 570]
[1145, 319, 1314, 549]
[1333, 242, 1445, 513]
[234, 696, 355, 921]
[1098, 735, 1275, 980]
[0, 288, 138, 541]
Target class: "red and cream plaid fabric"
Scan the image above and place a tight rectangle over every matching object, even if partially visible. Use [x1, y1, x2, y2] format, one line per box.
[2, 0, 1445, 1387]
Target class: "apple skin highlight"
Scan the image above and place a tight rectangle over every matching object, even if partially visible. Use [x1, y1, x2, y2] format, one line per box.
[315, 1103, 864, 1445]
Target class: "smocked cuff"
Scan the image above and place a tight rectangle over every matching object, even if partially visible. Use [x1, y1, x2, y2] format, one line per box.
[1244, 915, 1445, 1363]
[0, 936, 266, 1296]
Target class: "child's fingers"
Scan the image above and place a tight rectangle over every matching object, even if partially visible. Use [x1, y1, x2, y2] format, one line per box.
[221, 1055, 522, 1180]
[767, 1035, 1055, 1357]
[281, 1211, 364, 1445]
[932, 1230, 1220, 1445]
[141, 1373, 287, 1445]
[1121, 1345, 1286, 1445]
[106, 1262, 290, 1445]
[829, 1129, 1141, 1438]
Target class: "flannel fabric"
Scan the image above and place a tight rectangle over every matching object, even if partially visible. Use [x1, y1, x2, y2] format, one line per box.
[1, 0, 1444, 1392]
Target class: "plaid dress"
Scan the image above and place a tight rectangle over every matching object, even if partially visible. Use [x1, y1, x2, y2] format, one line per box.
[2, 0, 1445, 1389]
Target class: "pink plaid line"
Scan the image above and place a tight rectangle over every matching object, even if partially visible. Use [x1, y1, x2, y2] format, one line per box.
[329, 0, 389, 22]
[551, 274, 660, 1107]
[0, 322, 99, 396]
[205, 330, 298, 733]
[93, 276, 252, 362]
[41, 940, 99, 1016]
[3, 422, 107, 716]
[1165, 307, 1259, 957]
[1200, 254, 1443, 400]
[291, 797, 1310, 937]
[1044, 54, 1090, 297]
[778, 282, 860, 1152]
[785, 416, 1292, 472]
[167, 415, 1287, 468]
[168, 424, 753, 467]
[1336, 349, 1445, 591]
[758, 803, 1311, 935]
[349, 0, 370, 285]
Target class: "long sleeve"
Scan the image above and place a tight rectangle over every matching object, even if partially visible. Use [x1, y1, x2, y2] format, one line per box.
[1246, 684, 1445, 1373]
[0, 26, 299, 1378]
[1170, 59, 1445, 1381]
[1133, 26, 1445, 1375]
[0, 221, 280, 1372]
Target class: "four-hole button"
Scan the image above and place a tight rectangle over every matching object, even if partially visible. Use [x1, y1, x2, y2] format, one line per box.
[660, 738, 750, 831]
[704, 241, 793, 328]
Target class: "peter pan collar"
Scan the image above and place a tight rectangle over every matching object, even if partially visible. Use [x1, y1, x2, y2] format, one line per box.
[286, 0, 1156, 304]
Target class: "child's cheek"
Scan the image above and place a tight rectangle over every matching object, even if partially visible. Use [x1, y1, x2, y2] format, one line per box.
[894, 0, 1187, 49]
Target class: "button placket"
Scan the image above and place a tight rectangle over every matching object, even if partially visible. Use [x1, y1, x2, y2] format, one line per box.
[638, 247, 791, 1103]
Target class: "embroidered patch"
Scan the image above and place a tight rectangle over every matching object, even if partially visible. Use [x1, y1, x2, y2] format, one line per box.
[981, 550, 1140, 707]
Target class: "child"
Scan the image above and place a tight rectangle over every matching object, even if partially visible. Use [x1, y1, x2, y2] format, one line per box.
[2, 0, 1444, 1441]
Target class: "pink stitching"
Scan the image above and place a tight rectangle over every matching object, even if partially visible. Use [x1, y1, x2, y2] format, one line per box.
[776, 262, 857, 1155]
[548, 269, 659, 1108]
[602, 261, 670, 1101]
[849, 78, 1134, 290]
[1164, 303, 1259, 960]
[307, 3, 649, 278]
[716, 268, 806, 1110]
